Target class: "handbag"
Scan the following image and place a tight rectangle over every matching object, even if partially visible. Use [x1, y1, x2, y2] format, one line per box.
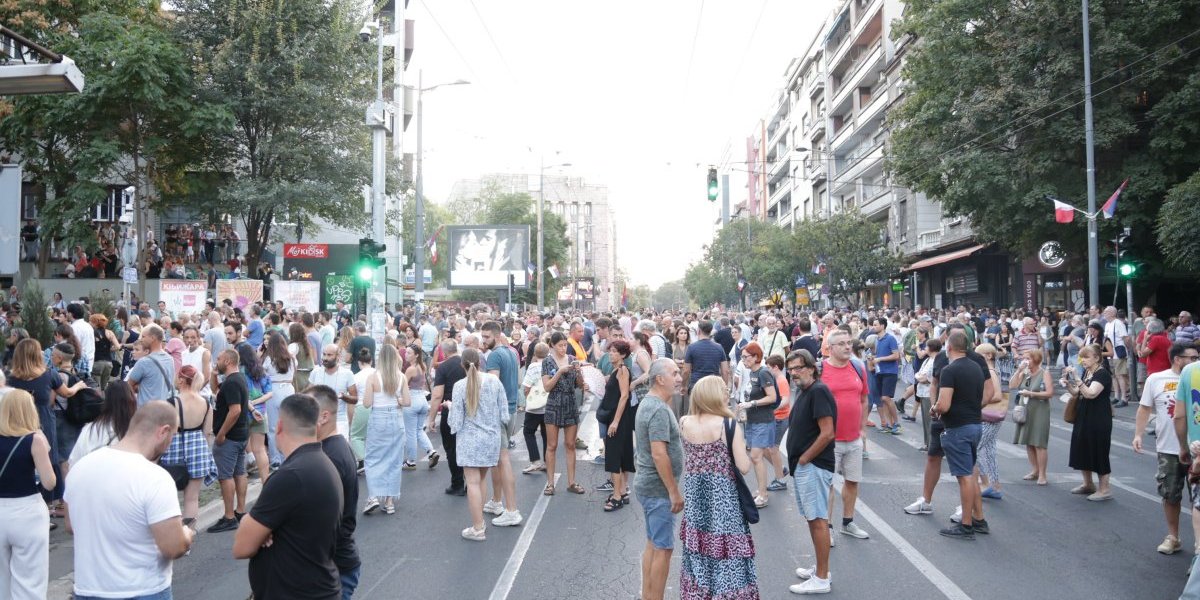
[149, 358, 190, 491]
[524, 375, 549, 411]
[724, 418, 760, 525]
[1011, 395, 1028, 424]
[1063, 392, 1079, 424]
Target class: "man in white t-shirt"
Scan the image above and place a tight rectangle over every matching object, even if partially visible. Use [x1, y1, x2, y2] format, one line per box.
[1105, 306, 1132, 405]
[65, 401, 195, 599]
[309, 344, 358, 438]
[1134, 342, 1197, 556]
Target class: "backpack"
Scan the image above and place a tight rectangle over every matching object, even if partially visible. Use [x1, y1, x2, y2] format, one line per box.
[66, 387, 105, 426]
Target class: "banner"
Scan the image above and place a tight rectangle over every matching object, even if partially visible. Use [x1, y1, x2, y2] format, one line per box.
[325, 274, 354, 311]
[159, 280, 208, 316]
[274, 280, 321, 312]
[216, 279, 263, 310]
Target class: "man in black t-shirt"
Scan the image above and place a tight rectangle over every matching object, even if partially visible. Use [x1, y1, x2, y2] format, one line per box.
[790, 318, 822, 358]
[785, 349, 837, 593]
[208, 349, 251, 533]
[903, 323, 993, 524]
[348, 322, 376, 374]
[934, 330, 987, 539]
[429, 340, 467, 494]
[308, 385, 362, 597]
[234, 394, 342, 600]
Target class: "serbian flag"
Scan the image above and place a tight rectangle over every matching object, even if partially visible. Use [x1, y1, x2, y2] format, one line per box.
[548, 264, 559, 279]
[426, 225, 443, 263]
[1101, 179, 1128, 219]
[526, 262, 536, 276]
[1053, 199, 1076, 223]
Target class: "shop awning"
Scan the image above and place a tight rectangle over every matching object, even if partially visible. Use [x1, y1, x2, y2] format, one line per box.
[902, 243, 987, 272]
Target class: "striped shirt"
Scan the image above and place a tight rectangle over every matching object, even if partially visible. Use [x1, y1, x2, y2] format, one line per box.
[1013, 329, 1041, 356]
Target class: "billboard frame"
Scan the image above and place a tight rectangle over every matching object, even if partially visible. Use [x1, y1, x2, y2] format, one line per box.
[447, 225, 531, 290]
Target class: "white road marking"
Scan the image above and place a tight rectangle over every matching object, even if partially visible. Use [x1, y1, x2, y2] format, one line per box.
[489, 472, 561, 600]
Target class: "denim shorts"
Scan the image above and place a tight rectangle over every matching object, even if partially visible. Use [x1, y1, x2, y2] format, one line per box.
[637, 493, 676, 550]
[942, 423, 981, 477]
[212, 438, 247, 480]
[774, 419, 789, 445]
[744, 422, 775, 449]
[792, 462, 833, 522]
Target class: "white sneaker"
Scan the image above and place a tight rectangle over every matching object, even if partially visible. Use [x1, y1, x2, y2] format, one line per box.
[483, 499, 505, 516]
[790, 575, 831, 594]
[841, 521, 870, 539]
[904, 497, 933, 515]
[951, 505, 963, 524]
[795, 566, 832, 580]
[362, 497, 380, 515]
[493, 510, 523, 527]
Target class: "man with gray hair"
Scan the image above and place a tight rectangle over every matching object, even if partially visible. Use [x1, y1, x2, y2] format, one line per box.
[640, 320, 668, 361]
[125, 324, 176, 407]
[633, 358, 684, 600]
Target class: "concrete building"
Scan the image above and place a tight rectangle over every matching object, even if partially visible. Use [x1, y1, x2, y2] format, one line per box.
[742, 0, 1014, 309]
[447, 173, 618, 312]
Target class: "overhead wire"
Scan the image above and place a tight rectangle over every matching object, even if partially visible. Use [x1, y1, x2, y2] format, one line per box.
[418, 0, 478, 80]
[681, 0, 706, 101]
[466, 0, 517, 83]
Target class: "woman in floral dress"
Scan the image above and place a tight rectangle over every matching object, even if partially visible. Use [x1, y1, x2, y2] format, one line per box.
[678, 375, 759, 599]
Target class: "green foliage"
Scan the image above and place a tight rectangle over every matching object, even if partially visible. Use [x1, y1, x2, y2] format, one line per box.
[889, 0, 1200, 266]
[87, 289, 117, 327]
[793, 212, 904, 307]
[20, 281, 55, 347]
[1156, 171, 1200, 268]
[652, 280, 690, 311]
[172, 0, 377, 273]
[683, 263, 737, 308]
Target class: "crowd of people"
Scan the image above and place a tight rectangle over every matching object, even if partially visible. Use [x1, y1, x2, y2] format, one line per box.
[1, 296, 1199, 598]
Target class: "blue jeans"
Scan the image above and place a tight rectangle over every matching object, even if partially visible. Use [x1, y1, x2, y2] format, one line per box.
[402, 390, 433, 462]
[339, 564, 361, 600]
[265, 391, 284, 465]
[76, 587, 172, 600]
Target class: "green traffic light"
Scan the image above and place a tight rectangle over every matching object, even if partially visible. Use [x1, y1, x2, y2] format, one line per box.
[707, 183, 719, 201]
[1119, 263, 1136, 276]
[357, 265, 375, 282]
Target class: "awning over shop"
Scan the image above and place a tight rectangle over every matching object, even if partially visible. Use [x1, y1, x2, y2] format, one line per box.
[902, 243, 987, 272]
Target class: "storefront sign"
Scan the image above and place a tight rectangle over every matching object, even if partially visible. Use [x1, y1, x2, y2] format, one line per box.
[159, 280, 207, 316]
[283, 243, 329, 259]
[796, 286, 810, 306]
[1023, 274, 1037, 313]
[1037, 241, 1065, 269]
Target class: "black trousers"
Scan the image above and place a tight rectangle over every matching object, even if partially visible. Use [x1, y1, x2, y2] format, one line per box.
[439, 406, 464, 489]
[523, 411, 547, 462]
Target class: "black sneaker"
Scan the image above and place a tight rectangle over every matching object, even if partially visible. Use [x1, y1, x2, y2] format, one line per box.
[207, 516, 240, 533]
[445, 485, 467, 496]
[596, 480, 615, 492]
[972, 519, 989, 535]
[939, 523, 975, 540]
[234, 511, 246, 522]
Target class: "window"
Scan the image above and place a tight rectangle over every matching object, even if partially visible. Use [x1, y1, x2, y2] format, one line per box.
[897, 199, 907, 242]
[93, 186, 130, 222]
[21, 182, 43, 220]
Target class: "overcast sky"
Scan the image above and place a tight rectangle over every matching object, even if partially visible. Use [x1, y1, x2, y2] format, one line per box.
[407, 0, 835, 288]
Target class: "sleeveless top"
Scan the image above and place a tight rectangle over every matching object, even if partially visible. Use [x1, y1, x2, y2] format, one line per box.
[182, 346, 206, 373]
[0, 434, 37, 498]
[371, 373, 402, 409]
[409, 369, 428, 392]
[94, 328, 115, 363]
[169, 397, 207, 433]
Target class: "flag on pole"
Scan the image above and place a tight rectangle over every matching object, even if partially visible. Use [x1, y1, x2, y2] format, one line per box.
[1101, 179, 1128, 219]
[526, 262, 536, 276]
[812, 263, 826, 275]
[548, 264, 559, 279]
[426, 226, 443, 264]
[1053, 199, 1076, 224]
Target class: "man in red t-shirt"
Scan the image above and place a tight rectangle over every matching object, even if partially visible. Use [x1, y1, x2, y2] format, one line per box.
[819, 329, 871, 540]
[1137, 319, 1172, 377]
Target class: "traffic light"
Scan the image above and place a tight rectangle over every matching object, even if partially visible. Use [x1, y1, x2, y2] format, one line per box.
[1118, 250, 1138, 277]
[707, 168, 719, 201]
[507, 273, 516, 299]
[357, 238, 386, 282]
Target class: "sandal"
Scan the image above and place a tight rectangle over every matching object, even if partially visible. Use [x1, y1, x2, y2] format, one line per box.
[567, 482, 586, 494]
[1070, 484, 1097, 495]
[754, 495, 768, 508]
[543, 483, 555, 496]
[603, 495, 624, 512]
[1022, 472, 1038, 481]
[621, 493, 630, 505]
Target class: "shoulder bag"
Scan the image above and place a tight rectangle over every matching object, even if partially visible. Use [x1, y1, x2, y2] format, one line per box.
[524, 366, 550, 411]
[149, 359, 190, 491]
[724, 418, 759, 525]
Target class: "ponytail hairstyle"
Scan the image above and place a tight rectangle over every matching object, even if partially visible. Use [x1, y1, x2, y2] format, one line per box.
[461, 347, 483, 417]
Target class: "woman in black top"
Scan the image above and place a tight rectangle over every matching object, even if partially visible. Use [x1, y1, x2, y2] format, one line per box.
[0, 389, 58, 595]
[1064, 344, 1113, 501]
[599, 340, 634, 512]
[90, 313, 120, 391]
[7, 338, 87, 511]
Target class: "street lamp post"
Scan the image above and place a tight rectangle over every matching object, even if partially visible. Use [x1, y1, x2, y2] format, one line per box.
[538, 160, 571, 309]
[411, 71, 469, 317]
[363, 19, 390, 338]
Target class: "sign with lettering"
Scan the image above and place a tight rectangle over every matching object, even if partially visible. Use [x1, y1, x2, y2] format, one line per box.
[159, 280, 207, 316]
[283, 243, 329, 259]
[274, 280, 321, 312]
[216, 279, 263, 310]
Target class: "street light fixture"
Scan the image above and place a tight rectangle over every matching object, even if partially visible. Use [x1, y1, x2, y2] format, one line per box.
[538, 160, 571, 309]
[410, 71, 470, 315]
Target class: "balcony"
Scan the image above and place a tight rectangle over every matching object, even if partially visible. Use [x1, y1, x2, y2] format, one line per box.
[857, 83, 889, 127]
[830, 118, 855, 150]
[808, 73, 826, 98]
[859, 186, 890, 219]
[806, 158, 827, 183]
[917, 228, 943, 252]
[831, 42, 884, 113]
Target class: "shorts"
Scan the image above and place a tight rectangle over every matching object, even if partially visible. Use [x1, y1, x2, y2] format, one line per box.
[928, 420, 946, 457]
[744, 422, 775, 449]
[1112, 358, 1128, 375]
[637, 494, 676, 550]
[792, 462, 833, 522]
[774, 419, 789, 446]
[1157, 452, 1187, 504]
[212, 438, 248, 480]
[834, 439, 864, 482]
[874, 372, 898, 398]
[941, 423, 981, 477]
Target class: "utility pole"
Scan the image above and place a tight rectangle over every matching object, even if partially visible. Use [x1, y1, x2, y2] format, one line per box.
[1082, 0, 1100, 306]
[721, 173, 730, 226]
[413, 70, 425, 314]
[538, 158, 545, 309]
[392, 0, 406, 308]
[367, 18, 388, 340]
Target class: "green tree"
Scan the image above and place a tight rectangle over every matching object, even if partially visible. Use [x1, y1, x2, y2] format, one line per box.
[683, 262, 737, 308]
[20, 281, 54, 347]
[652, 279, 690, 311]
[793, 211, 903, 308]
[704, 219, 802, 303]
[1156, 171, 1200, 268]
[172, 0, 376, 275]
[889, 0, 1200, 266]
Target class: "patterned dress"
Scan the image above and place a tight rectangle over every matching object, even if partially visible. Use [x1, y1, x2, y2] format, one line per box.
[542, 357, 580, 427]
[680, 436, 759, 599]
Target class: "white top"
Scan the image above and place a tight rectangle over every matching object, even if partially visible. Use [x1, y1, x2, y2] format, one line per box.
[181, 346, 209, 396]
[369, 373, 402, 409]
[310, 366, 356, 423]
[65, 447, 181, 598]
[72, 318, 96, 364]
[69, 421, 116, 466]
[1141, 369, 1182, 454]
[1106, 319, 1129, 349]
[263, 355, 296, 386]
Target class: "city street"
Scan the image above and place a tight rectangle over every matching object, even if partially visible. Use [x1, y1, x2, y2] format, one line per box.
[45, 381, 1191, 600]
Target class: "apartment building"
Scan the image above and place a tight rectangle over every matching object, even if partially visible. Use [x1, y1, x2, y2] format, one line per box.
[447, 173, 618, 312]
[746, 0, 1014, 309]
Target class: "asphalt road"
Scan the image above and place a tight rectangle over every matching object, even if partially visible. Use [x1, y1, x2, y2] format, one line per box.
[46, 374, 1193, 600]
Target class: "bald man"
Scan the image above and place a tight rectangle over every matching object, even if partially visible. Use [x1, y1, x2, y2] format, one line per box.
[309, 344, 358, 439]
[66, 401, 195, 598]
